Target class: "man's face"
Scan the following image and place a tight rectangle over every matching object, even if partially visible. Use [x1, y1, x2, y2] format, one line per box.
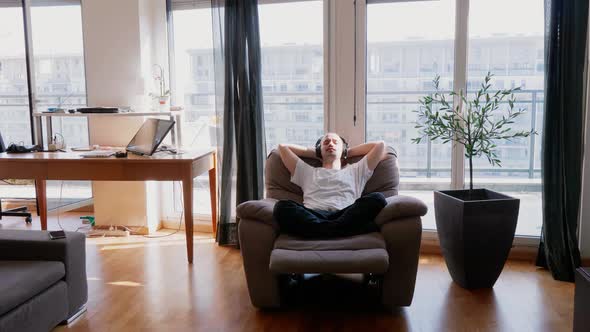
[320, 133, 344, 160]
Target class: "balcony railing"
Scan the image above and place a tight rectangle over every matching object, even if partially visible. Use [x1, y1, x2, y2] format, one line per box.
[366, 89, 543, 180]
[1, 90, 543, 181]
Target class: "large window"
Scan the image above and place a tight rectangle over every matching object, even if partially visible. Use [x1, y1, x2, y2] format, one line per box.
[366, 0, 544, 236]
[259, 0, 324, 151]
[466, 0, 544, 236]
[366, 0, 456, 230]
[168, 0, 323, 219]
[0, 0, 90, 210]
[0, 1, 31, 145]
[166, 0, 545, 238]
[31, 1, 88, 148]
[169, 4, 216, 216]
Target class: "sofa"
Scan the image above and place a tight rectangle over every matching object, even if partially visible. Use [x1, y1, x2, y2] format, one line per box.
[237, 147, 427, 309]
[0, 230, 87, 332]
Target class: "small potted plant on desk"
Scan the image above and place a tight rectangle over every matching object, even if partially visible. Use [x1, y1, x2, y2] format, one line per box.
[150, 64, 170, 111]
[413, 72, 535, 289]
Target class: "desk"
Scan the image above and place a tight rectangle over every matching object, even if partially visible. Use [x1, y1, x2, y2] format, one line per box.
[0, 149, 217, 264]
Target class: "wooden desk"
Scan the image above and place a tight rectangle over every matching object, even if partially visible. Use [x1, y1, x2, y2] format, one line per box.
[0, 149, 217, 264]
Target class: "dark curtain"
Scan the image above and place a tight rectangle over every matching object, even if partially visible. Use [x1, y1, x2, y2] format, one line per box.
[211, 0, 266, 245]
[536, 0, 588, 281]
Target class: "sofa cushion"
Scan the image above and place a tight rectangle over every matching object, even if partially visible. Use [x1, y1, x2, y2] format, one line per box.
[270, 248, 389, 274]
[0, 281, 68, 332]
[274, 232, 386, 251]
[0, 260, 65, 316]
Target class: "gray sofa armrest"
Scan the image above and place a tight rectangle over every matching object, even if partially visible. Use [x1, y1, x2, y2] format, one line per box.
[236, 198, 279, 229]
[374, 195, 428, 227]
[0, 230, 87, 317]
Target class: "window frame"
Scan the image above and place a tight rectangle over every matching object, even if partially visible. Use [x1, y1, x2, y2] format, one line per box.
[356, 0, 544, 244]
[0, 0, 88, 145]
[165, 0, 545, 246]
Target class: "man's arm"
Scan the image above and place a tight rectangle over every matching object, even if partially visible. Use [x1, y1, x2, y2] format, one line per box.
[277, 144, 316, 174]
[347, 141, 386, 170]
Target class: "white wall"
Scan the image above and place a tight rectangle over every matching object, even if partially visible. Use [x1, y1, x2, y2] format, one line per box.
[325, 0, 367, 147]
[81, 0, 168, 232]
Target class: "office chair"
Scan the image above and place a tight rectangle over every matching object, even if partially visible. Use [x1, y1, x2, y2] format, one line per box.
[0, 131, 33, 223]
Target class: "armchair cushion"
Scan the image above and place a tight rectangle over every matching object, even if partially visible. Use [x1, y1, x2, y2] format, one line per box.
[270, 249, 389, 274]
[374, 195, 428, 226]
[270, 233, 388, 274]
[274, 232, 385, 251]
[236, 199, 278, 227]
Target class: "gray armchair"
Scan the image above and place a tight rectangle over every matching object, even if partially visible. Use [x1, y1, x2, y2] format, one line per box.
[237, 147, 427, 309]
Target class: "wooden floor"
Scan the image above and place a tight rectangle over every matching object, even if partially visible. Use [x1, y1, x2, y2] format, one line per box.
[0, 213, 575, 332]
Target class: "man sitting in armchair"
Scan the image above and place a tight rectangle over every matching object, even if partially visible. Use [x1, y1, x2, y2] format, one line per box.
[237, 133, 427, 309]
[275, 133, 387, 238]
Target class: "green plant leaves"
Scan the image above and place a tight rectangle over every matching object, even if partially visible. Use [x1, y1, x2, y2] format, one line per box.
[413, 72, 537, 188]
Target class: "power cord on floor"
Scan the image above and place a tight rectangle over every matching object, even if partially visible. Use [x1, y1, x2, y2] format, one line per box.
[56, 180, 93, 233]
[52, 180, 185, 237]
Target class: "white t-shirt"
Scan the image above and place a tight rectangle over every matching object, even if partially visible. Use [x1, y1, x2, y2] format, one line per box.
[291, 157, 374, 211]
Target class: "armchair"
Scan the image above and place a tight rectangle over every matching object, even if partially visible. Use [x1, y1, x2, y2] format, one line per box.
[237, 147, 427, 309]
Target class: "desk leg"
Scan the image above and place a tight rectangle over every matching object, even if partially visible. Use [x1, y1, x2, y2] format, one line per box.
[182, 177, 194, 264]
[209, 153, 217, 236]
[35, 180, 47, 230]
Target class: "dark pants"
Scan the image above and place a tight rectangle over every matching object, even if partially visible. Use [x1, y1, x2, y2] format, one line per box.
[273, 192, 387, 238]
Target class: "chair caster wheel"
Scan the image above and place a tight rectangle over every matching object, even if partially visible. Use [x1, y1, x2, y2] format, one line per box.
[25, 217, 32, 224]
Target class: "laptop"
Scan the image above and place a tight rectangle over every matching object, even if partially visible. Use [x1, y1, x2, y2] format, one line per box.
[126, 118, 175, 156]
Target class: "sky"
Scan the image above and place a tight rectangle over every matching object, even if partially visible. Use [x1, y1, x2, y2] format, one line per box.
[0, 5, 84, 57]
[0, 0, 544, 61]
[368, 0, 544, 42]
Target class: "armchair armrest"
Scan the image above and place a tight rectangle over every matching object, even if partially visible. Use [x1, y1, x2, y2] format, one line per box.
[236, 198, 279, 229]
[0, 230, 87, 317]
[237, 199, 282, 308]
[374, 195, 428, 227]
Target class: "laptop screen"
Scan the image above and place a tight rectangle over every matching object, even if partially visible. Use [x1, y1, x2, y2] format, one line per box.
[126, 119, 175, 156]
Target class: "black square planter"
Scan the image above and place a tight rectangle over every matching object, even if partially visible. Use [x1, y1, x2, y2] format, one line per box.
[434, 189, 520, 289]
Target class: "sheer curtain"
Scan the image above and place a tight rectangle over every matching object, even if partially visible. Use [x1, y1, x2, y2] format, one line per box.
[211, 0, 266, 245]
[536, 0, 588, 281]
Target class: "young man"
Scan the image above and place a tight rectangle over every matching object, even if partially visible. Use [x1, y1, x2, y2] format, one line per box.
[274, 133, 387, 238]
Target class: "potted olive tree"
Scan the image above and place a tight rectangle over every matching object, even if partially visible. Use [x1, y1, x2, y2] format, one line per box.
[413, 72, 534, 289]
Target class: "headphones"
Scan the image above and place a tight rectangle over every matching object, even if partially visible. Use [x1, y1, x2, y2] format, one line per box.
[315, 135, 349, 159]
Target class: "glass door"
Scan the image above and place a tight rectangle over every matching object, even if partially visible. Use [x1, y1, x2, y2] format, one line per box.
[0, 0, 32, 145]
[366, 0, 456, 230]
[466, 0, 545, 236]
[30, 0, 91, 211]
[0, 1, 35, 205]
[259, 0, 325, 150]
